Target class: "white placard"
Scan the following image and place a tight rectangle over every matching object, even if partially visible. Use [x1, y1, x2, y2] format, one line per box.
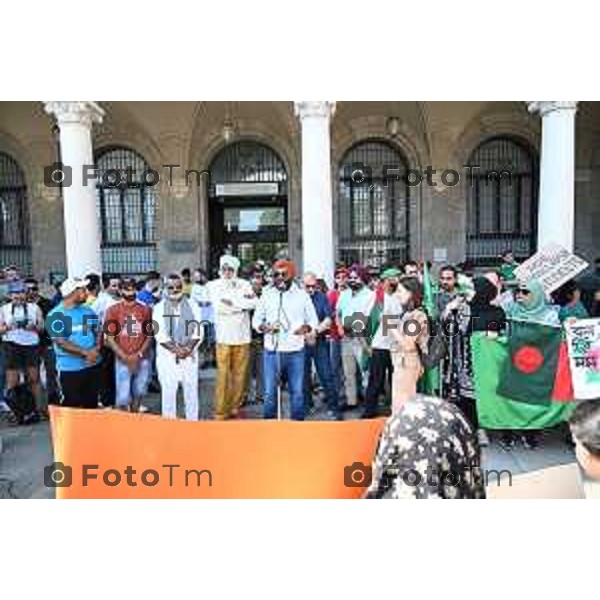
[215, 182, 279, 197]
[565, 318, 600, 400]
[513, 243, 589, 293]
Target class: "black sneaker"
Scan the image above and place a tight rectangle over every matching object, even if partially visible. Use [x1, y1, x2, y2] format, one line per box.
[521, 433, 539, 450]
[499, 434, 515, 452]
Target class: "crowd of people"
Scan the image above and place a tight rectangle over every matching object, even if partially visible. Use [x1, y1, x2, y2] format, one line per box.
[1, 252, 600, 442]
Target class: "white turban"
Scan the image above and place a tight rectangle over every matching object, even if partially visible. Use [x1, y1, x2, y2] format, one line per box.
[219, 254, 240, 273]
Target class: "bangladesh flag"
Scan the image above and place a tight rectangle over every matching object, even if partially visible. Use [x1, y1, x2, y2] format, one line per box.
[497, 322, 565, 405]
[472, 331, 574, 430]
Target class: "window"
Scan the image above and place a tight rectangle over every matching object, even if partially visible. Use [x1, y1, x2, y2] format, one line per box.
[95, 147, 158, 275]
[466, 137, 538, 264]
[338, 140, 410, 266]
[0, 152, 31, 274]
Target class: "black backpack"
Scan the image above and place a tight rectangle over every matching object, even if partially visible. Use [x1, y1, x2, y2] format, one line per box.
[4, 384, 39, 425]
[417, 315, 449, 368]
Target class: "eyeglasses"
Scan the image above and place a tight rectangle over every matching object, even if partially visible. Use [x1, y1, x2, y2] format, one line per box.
[305, 284, 317, 290]
[166, 285, 183, 291]
[273, 271, 288, 278]
[516, 288, 531, 295]
[27, 286, 38, 292]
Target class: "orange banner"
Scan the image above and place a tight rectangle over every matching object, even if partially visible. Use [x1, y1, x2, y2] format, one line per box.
[48, 407, 385, 499]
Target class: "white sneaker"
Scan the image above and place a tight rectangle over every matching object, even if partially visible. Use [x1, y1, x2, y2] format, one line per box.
[0, 401, 11, 413]
[138, 405, 149, 413]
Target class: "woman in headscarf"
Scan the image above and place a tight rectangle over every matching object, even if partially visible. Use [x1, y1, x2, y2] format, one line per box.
[503, 278, 560, 326]
[389, 277, 429, 412]
[442, 277, 507, 436]
[501, 278, 560, 449]
[366, 394, 486, 499]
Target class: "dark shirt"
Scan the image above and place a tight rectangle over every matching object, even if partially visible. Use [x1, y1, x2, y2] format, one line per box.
[310, 291, 332, 339]
[37, 296, 54, 346]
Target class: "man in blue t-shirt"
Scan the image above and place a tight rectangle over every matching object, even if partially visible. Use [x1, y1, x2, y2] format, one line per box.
[47, 277, 102, 409]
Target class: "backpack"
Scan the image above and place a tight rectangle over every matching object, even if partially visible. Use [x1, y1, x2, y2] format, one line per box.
[417, 315, 449, 368]
[4, 384, 39, 425]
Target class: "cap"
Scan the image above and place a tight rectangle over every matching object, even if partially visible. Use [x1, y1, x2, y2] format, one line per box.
[60, 277, 89, 298]
[8, 281, 27, 294]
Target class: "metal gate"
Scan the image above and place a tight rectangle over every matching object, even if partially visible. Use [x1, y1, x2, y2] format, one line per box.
[0, 152, 32, 274]
[95, 147, 158, 275]
[338, 140, 410, 267]
[466, 136, 538, 265]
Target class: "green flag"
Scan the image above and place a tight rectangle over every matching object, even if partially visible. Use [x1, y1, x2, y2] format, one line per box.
[471, 332, 573, 430]
[496, 321, 562, 405]
[421, 261, 439, 395]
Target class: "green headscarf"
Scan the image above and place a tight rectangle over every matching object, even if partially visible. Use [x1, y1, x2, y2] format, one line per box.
[506, 278, 556, 325]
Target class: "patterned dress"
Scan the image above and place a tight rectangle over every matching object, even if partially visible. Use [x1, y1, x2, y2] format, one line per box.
[366, 394, 486, 499]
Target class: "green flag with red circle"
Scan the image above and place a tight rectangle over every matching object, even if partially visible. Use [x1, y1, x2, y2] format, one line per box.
[497, 321, 572, 405]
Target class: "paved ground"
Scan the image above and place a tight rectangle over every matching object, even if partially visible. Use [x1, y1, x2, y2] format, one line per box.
[0, 368, 577, 499]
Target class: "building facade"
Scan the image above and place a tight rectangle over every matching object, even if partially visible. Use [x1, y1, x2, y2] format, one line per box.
[0, 101, 598, 282]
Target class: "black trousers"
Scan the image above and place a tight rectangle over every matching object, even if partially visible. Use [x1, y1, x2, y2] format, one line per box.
[363, 348, 393, 417]
[59, 364, 101, 409]
[98, 346, 116, 407]
[454, 395, 479, 431]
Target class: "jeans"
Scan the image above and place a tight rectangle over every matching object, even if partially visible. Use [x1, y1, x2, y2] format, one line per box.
[263, 349, 305, 421]
[304, 339, 339, 417]
[115, 357, 152, 408]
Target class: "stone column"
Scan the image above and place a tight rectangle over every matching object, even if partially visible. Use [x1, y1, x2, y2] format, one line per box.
[44, 101, 104, 277]
[528, 101, 578, 251]
[294, 101, 336, 283]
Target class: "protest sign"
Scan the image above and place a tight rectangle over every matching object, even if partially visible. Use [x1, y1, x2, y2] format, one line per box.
[514, 243, 588, 294]
[565, 318, 600, 400]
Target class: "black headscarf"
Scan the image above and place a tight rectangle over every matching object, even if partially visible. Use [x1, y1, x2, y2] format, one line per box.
[469, 277, 506, 333]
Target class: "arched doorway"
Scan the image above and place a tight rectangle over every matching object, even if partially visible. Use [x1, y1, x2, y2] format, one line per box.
[338, 140, 410, 266]
[466, 136, 538, 264]
[0, 152, 31, 274]
[207, 141, 288, 273]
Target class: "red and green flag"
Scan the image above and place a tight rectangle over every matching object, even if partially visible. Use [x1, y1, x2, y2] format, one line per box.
[471, 329, 574, 430]
[497, 322, 568, 404]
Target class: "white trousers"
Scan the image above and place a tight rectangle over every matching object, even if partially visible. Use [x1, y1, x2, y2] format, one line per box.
[156, 349, 199, 421]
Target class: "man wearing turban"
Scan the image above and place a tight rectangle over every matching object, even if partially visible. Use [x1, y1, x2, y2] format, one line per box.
[206, 254, 257, 419]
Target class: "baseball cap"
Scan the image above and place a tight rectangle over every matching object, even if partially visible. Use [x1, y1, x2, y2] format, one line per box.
[8, 280, 27, 294]
[60, 277, 89, 297]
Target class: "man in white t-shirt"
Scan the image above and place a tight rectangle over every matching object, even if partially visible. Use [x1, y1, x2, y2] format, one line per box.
[0, 280, 44, 415]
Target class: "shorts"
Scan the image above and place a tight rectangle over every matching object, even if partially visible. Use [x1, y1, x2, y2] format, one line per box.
[4, 342, 40, 371]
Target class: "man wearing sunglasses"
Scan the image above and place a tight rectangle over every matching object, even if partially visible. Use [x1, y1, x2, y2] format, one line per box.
[206, 255, 257, 420]
[25, 277, 61, 406]
[252, 260, 318, 420]
[303, 272, 340, 420]
[153, 273, 203, 420]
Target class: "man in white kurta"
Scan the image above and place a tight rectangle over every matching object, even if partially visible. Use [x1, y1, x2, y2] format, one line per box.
[206, 255, 257, 419]
[153, 274, 203, 420]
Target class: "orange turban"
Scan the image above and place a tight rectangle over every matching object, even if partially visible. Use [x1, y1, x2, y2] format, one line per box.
[273, 259, 296, 279]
